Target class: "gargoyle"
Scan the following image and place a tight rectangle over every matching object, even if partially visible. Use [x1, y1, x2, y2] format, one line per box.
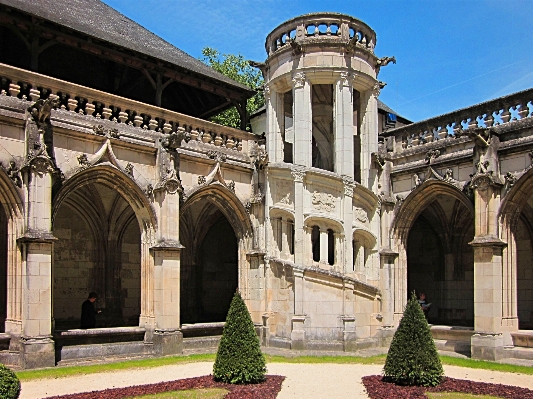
[288, 38, 303, 55]
[27, 97, 60, 127]
[376, 56, 396, 68]
[161, 130, 185, 152]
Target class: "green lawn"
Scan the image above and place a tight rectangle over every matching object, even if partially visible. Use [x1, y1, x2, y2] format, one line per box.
[426, 393, 504, 399]
[127, 388, 228, 399]
[14, 353, 533, 381]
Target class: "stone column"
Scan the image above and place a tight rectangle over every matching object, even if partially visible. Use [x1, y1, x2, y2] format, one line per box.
[292, 72, 312, 168]
[281, 219, 291, 258]
[292, 167, 306, 265]
[334, 232, 344, 272]
[265, 86, 284, 163]
[334, 73, 354, 178]
[303, 225, 313, 266]
[343, 177, 355, 274]
[469, 175, 506, 361]
[319, 228, 328, 267]
[359, 85, 379, 189]
[291, 268, 306, 349]
[149, 146, 185, 355]
[18, 158, 57, 369]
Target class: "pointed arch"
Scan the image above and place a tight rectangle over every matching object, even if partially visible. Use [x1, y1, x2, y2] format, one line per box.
[392, 180, 474, 244]
[53, 165, 156, 232]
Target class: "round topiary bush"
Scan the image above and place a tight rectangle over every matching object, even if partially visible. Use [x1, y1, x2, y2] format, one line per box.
[213, 290, 266, 384]
[0, 364, 20, 399]
[383, 292, 443, 387]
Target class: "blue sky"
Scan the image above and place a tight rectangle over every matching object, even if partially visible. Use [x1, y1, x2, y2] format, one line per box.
[104, 0, 533, 122]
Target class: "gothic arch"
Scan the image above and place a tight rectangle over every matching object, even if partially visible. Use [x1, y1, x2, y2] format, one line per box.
[53, 165, 156, 232]
[52, 165, 156, 328]
[0, 169, 24, 334]
[390, 180, 475, 322]
[392, 180, 474, 244]
[499, 167, 533, 330]
[182, 183, 253, 241]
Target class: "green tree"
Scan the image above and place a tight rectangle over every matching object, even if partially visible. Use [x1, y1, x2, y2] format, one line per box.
[200, 47, 264, 130]
[383, 292, 443, 387]
[213, 290, 266, 384]
[0, 364, 20, 399]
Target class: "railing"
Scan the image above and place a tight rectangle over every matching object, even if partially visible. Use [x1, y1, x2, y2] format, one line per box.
[0, 63, 255, 152]
[383, 88, 533, 151]
[265, 12, 376, 56]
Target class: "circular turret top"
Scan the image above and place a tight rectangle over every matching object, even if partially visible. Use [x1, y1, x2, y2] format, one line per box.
[265, 12, 376, 57]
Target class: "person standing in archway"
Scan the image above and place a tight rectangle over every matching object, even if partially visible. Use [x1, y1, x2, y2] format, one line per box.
[80, 292, 101, 329]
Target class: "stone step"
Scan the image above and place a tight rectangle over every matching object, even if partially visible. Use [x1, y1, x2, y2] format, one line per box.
[503, 346, 533, 363]
[183, 336, 221, 352]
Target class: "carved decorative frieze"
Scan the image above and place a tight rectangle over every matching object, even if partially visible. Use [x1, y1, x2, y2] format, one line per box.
[412, 166, 468, 192]
[342, 175, 356, 197]
[290, 166, 306, 182]
[354, 207, 368, 223]
[207, 150, 227, 163]
[77, 153, 90, 167]
[425, 149, 441, 164]
[125, 163, 134, 177]
[4, 161, 22, 188]
[292, 72, 306, 88]
[92, 124, 120, 139]
[312, 191, 335, 212]
[30, 157, 55, 176]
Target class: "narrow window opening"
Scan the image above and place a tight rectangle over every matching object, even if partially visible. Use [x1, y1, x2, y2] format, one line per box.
[311, 226, 320, 262]
[327, 229, 335, 266]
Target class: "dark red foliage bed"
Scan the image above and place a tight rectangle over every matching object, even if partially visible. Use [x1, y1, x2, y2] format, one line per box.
[41, 375, 285, 399]
[362, 375, 533, 399]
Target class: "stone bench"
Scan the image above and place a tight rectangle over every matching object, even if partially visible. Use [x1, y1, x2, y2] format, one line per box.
[511, 331, 533, 348]
[54, 326, 146, 346]
[431, 325, 474, 356]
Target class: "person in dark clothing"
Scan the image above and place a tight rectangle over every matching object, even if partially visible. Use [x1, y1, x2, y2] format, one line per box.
[80, 292, 100, 329]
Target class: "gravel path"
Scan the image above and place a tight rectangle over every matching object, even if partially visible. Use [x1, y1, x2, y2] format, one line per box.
[19, 362, 533, 399]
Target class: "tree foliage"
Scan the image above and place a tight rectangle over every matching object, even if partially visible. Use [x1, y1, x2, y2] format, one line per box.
[200, 47, 264, 130]
[0, 364, 20, 399]
[213, 290, 266, 384]
[383, 293, 443, 387]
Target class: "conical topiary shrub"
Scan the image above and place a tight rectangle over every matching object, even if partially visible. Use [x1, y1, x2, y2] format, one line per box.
[213, 290, 266, 384]
[383, 292, 443, 386]
[0, 364, 20, 399]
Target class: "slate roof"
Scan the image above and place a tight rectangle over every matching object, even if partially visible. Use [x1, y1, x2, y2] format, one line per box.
[0, 0, 254, 94]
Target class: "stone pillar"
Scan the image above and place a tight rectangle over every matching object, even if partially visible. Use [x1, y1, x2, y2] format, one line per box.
[149, 155, 185, 355]
[359, 86, 379, 189]
[334, 232, 344, 272]
[303, 225, 313, 266]
[319, 228, 328, 267]
[334, 73, 354, 178]
[292, 167, 306, 265]
[18, 157, 57, 369]
[469, 175, 506, 361]
[292, 72, 312, 168]
[281, 219, 290, 258]
[343, 177, 355, 274]
[265, 86, 284, 163]
[291, 268, 306, 349]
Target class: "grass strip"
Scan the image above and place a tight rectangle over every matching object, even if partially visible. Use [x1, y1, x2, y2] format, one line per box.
[440, 355, 533, 375]
[16, 353, 216, 381]
[14, 353, 533, 381]
[128, 388, 228, 399]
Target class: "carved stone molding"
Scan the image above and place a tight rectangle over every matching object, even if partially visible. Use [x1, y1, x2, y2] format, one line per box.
[92, 124, 120, 139]
[354, 207, 368, 223]
[425, 149, 441, 164]
[412, 166, 468, 192]
[290, 166, 306, 183]
[312, 191, 335, 212]
[207, 150, 227, 163]
[29, 157, 55, 176]
[342, 175, 356, 197]
[292, 72, 306, 88]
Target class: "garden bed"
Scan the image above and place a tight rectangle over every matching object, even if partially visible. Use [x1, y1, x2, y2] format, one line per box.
[362, 375, 533, 399]
[41, 375, 284, 399]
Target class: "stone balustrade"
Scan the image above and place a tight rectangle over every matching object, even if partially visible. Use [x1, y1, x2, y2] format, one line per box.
[383, 88, 533, 152]
[265, 12, 376, 56]
[0, 63, 254, 152]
